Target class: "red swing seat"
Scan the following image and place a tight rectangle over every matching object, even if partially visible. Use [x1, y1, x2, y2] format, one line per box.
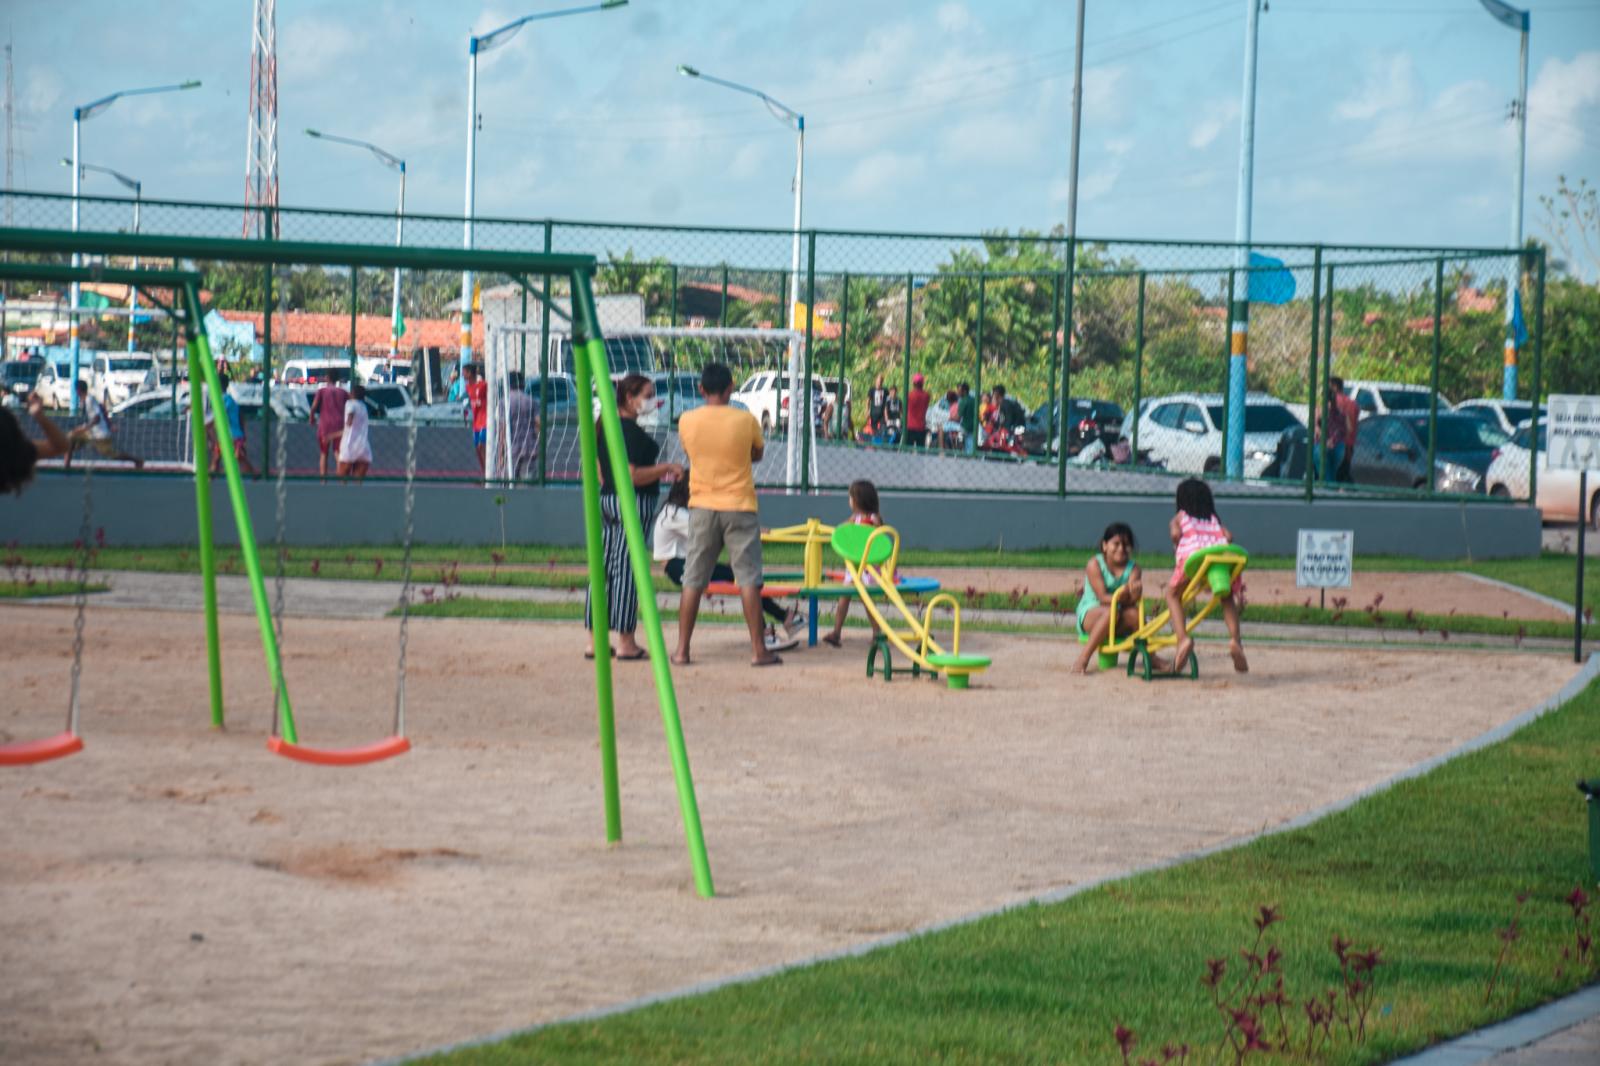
[267, 735, 410, 767]
[0, 732, 85, 766]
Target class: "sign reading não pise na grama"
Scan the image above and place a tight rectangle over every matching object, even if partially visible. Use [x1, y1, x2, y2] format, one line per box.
[1296, 529, 1353, 589]
[1547, 395, 1600, 472]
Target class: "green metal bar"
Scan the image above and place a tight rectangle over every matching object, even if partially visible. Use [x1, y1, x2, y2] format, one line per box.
[1426, 258, 1444, 494]
[261, 247, 274, 482]
[1220, 269, 1234, 477]
[802, 231, 816, 486]
[903, 272, 914, 446]
[1048, 273, 1061, 445]
[572, 269, 714, 899]
[348, 266, 358, 380]
[0, 225, 597, 274]
[182, 281, 296, 742]
[1305, 248, 1322, 503]
[1058, 242, 1075, 497]
[0, 262, 202, 286]
[1132, 271, 1145, 464]
[519, 283, 528, 379]
[539, 221, 553, 488]
[188, 329, 224, 731]
[974, 271, 985, 403]
[668, 263, 679, 424]
[837, 272, 849, 440]
[1321, 264, 1335, 483]
[719, 264, 728, 328]
[1529, 250, 1545, 506]
[570, 270, 620, 844]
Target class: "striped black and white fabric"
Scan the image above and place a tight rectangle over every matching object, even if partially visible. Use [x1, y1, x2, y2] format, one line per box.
[584, 492, 660, 635]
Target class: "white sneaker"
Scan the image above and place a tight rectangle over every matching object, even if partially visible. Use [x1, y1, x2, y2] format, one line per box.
[783, 611, 808, 639]
[765, 632, 800, 652]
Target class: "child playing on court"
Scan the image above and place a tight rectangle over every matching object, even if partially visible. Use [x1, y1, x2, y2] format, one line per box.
[821, 479, 882, 648]
[1071, 522, 1150, 674]
[653, 472, 804, 651]
[1166, 478, 1247, 675]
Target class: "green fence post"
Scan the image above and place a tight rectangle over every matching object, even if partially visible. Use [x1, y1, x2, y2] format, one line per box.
[538, 220, 552, 487]
[518, 283, 528, 379]
[900, 269, 912, 452]
[348, 265, 358, 381]
[1529, 250, 1546, 506]
[667, 263, 679, 424]
[1426, 258, 1444, 495]
[1305, 247, 1322, 502]
[1132, 270, 1145, 466]
[1049, 272, 1061, 446]
[1321, 264, 1335, 484]
[837, 271, 849, 440]
[261, 261, 273, 482]
[1058, 240, 1076, 497]
[974, 270, 986, 404]
[1220, 268, 1235, 478]
[573, 268, 714, 899]
[802, 232, 816, 488]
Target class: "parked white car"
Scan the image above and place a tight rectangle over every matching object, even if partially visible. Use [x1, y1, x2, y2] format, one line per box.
[733, 370, 823, 435]
[1343, 380, 1453, 418]
[1484, 422, 1600, 529]
[1454, 398, 1547, 438]
[90, 353, 156, 408]
[34, 360, 89, 409]
[1136, 392, 1303, 477]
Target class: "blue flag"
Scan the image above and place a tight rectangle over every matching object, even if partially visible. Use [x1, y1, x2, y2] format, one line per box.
[1510, 288, 1528, 347]
[1247, 252, 1296, 306]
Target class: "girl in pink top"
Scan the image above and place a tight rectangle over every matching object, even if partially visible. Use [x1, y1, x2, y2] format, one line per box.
[1166, 479, 1247, 675]
[822, 479, 882, 648]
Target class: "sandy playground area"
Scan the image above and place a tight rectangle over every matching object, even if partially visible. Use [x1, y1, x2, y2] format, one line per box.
[0, 602, 1582, 1065]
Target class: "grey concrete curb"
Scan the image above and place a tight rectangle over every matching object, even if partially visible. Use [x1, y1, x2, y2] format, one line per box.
[1456, 571, 1580, 621]
[1390, 983, 1600, 1065]
[374, 655, 1600, 1065]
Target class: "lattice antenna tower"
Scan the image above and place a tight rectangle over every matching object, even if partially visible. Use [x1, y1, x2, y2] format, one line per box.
[244, 0, 279, 237]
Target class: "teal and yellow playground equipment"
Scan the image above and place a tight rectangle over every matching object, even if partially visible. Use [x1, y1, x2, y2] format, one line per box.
[830, 523, 992, 689]
[1086, 543, 1250, 681]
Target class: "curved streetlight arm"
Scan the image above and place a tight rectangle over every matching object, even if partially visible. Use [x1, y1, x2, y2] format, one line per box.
[305, 129, 405, 173]
[76, 79, 201, 121]
[474, 0, 627, 53]
[676, 65, 801, 129]
[60, 157, 141, 193]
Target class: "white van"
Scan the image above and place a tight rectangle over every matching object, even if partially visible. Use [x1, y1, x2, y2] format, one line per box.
[91, 353, 156, 408]
[279, 358, 353, 387]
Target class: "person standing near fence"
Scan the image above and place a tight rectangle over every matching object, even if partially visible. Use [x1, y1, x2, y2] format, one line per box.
[337, 384, 373, 483]
[867, 375, 888, 438]
[672, 362, 781, 668]
[506, 371, 540, 479]
[905, 373, 930, 448]
[586, 374, 683, 662]
[309, 375, 349, 481]
[66, 379, 143, 470]
[463, 363, 489, 473]
[957, 382, 977, 456]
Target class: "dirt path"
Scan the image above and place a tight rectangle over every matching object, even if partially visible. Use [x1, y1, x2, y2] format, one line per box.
[0, 605, 1579, 1065]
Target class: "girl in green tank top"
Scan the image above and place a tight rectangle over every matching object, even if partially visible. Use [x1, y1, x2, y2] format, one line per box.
[1072, 522, 1147, 674]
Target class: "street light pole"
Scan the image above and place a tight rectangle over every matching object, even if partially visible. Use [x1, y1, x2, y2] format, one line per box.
[1479, 0, 1530, 401]
[677, 64, 806, 487]
[1225, 0, 1263, 479]
[1066, 0, 1086, 241]
[460, 1, 629, 374]
[305, 129, 407, 363]
[68, 79, 200, 413]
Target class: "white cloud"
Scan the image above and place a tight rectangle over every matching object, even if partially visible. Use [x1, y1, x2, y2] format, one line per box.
[1188, 98, 1240, 150]
[839, 150, 925, 200]
[278, 15, 362, 81]
[1527, 51, 1600, 168]
[936, 3, 975, 35]
[1333, 52, 1418, 122]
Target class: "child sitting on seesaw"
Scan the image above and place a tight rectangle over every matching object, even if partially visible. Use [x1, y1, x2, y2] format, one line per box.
[653, 471, 805, 651]
[1071, 522, 1155, 674]
[1167, 478, 1247, 675]
[822, 478, 882, 648]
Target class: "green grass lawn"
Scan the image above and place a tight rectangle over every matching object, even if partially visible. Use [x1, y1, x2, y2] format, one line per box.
[0, 580, 106, 598]
[416, 674, 1600, 1065]
[9, 542, 1596, 633]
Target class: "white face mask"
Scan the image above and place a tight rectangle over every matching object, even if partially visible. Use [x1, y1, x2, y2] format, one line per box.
[636, 395, 665, 428]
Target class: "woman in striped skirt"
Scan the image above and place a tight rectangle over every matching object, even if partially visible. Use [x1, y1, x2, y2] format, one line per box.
[585, 374, 683, 660]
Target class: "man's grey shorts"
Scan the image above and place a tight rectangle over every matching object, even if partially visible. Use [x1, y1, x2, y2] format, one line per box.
[683, 509, 763, 589]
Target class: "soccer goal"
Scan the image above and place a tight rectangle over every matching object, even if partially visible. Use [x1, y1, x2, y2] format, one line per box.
[483, 323, 817, 490]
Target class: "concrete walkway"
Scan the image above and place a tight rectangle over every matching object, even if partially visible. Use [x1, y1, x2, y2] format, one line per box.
[1394, 984, 1600, 1065]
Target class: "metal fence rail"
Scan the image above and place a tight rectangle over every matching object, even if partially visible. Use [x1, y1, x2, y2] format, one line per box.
[0, 189, 1543, 503]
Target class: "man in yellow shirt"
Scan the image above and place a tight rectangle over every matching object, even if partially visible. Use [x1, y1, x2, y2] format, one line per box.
[673, 362, 782, 667]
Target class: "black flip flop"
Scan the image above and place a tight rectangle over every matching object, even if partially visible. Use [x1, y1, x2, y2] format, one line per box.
[751, 655, 783, 668]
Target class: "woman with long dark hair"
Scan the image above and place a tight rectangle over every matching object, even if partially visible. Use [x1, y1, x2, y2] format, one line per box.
[585, 374, 683, 660]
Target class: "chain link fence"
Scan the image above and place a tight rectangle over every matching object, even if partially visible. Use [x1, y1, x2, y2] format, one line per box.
[2, 189, 1545, 502]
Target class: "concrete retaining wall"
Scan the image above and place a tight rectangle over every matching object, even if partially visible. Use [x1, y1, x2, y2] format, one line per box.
[2, 473, 1542, 560]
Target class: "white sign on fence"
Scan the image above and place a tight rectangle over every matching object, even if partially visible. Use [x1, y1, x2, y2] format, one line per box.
[1296, 529, 1353, 589]
[1548, 395, 1600, 473]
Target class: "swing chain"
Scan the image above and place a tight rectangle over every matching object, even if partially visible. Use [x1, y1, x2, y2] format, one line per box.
[67, 464, 93, 736]
[270, 268, 289, 732]
[393, 379, 419, 739]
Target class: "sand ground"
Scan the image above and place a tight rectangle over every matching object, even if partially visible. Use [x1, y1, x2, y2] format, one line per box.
[0, 603, 1580, 1065]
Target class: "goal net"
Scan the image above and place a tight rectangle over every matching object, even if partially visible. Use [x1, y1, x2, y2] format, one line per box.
[482, 324, 817, 489]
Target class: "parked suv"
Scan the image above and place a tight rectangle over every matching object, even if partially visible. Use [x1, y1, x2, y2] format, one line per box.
[91, 353, 156, 408]
[1485, 421, 1600, 527]
[1136, 392, 1301, 477]
[733, 370, 824, 435]
[1, 358, 42, 402]
[1023, 397, 1125, 456]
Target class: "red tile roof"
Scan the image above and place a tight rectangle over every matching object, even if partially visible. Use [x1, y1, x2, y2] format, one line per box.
[216, 310, 482, 355]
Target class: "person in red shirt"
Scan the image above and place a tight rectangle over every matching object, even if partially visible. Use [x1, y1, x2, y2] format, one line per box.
[463, 362, 489, 471]
[308, 376, 350, 481]
[905, 373, 931, 448]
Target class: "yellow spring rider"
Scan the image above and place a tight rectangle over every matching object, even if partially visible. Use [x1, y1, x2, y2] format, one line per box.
[830, 523, 992, 689]
[1086, 543, 1250, 681]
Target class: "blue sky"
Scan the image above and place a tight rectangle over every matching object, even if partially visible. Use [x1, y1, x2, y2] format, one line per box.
[7, 0, 1600, 254]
